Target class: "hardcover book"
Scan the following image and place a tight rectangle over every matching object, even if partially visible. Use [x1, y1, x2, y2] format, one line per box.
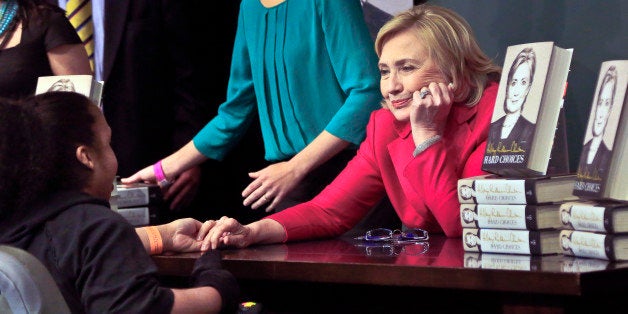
[115, 206, 163, 227]
[560, 230, 628, 261]
[573, 60, 628, 202]
[559, 200, 628, 233]
[35, 74, 104, 108]
[457, 174, 578, 205]
[115, 183, 163, 208]
[482, 41, 573, 177]
[462, 227, 561, 255]
[460, 203, 563, 230]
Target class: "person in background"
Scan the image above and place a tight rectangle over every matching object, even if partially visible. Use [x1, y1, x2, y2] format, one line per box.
[0, 92, 239, 313]
[196, 4, 502, 249]
[53, 0, 209, 215]
[122, 0, 383, 216]
[487, 47, 536, 152]
[0, 0, 91, 99]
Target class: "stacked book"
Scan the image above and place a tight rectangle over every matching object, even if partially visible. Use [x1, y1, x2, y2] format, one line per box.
[560, 60, 628, 262]
[111, 182, 166, 227]
[458, 174, 577, 256]
[460, 41, 577, 257]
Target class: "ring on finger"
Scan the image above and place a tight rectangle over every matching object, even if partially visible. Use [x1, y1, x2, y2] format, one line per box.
[419, 89, 431, 99]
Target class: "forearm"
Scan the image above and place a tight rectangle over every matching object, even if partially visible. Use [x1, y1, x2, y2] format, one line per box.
[247, 219, 287, 244]
[161, 141, 208, 181]
[171, 287, 222, 314]
[287, 131, 350, 177]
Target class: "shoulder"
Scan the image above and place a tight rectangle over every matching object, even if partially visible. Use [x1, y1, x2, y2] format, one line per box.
[478, 82, 499, 109]
[370, 108, 394, 126]
[470, 82, 499, 122]
[49, 197, 136, 239]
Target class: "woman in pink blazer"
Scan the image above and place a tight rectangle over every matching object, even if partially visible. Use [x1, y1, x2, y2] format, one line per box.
[199, 4, 502, 248]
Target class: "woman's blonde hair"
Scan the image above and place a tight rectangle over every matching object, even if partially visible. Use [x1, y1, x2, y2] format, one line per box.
[375, 4, 501, 106]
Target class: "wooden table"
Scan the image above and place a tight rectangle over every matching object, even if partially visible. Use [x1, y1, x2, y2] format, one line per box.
[154, 235, 628, 313]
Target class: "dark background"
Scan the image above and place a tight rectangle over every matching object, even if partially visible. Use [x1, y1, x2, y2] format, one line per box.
[188, 0, 627, 222]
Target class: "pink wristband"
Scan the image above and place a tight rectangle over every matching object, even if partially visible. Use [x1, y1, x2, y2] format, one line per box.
[153, 160, 171, 187]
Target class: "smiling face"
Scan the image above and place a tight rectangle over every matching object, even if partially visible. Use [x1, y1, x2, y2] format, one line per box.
[378, 29, 447, 122]
[505, 62, 532, 114]
[593, 80, 614, 137]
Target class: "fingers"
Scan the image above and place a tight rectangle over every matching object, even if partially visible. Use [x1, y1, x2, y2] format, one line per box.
[417, 82, 452, 104]
[199, 217, 245, 251]
[120, 165, 154, 184]
[242, 174, 276, 210]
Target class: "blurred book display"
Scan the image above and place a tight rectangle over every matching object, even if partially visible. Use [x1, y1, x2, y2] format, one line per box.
[35, 74, 104, 108]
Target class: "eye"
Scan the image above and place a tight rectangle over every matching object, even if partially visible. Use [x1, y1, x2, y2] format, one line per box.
[379, 68, 390, 77]
[401, 65, 415, 72]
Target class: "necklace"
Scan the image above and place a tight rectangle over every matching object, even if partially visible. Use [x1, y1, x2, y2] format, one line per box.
[0, 0, 18, 38]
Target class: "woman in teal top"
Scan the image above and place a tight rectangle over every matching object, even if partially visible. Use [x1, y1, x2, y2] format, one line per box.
[124, 0, 381, 213]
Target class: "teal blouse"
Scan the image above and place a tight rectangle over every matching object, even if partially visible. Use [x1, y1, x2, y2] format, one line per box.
[193, 0, 381, 161]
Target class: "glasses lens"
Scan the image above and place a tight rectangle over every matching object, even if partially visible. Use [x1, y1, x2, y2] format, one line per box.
[365, 228, 392, 241]
[400, 229, 429, 241]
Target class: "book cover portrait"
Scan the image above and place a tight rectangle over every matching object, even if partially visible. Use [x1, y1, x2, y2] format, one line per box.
[488, 47, 540, 163]
[485, 45, 547, 167]
[574, 61, 627, 198]
[483, 41, 572, 177]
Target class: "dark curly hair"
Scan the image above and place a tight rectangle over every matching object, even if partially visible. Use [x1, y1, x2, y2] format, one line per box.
[0, 92, 97, 219]
[0, 98, 51, 219]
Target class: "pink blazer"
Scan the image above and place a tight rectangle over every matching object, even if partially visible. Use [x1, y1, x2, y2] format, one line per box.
[269, 82, 498, 239]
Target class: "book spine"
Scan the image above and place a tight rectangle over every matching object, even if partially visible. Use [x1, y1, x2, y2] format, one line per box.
[463, 228, 537, 255]
[523, 179, 539, 204]
[560, 230, 614, 260]
[116, 185, 161, 208]
[460, 204, 538, 230]
[458, 178, 529, 204]
[116, 207, 150, 226]
[559, 202, 612, 232]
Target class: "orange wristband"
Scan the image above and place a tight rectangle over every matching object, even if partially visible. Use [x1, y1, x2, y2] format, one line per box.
[145, 226, 163, 255]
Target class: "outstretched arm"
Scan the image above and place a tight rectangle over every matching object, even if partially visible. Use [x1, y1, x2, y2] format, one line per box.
[121, 141, 208, 187]
[135, 218, 208, 254]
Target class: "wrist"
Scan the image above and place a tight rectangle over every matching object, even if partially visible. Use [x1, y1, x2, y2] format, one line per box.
[153, 160, 172, 187]
[413, 135, 442, 157]
[144, 226, 164, 255]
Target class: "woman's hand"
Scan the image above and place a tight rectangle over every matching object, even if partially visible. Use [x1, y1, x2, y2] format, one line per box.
[197, 216, 253, 250]
[410, 82, 454, 145]
[242, 161, 303, 212]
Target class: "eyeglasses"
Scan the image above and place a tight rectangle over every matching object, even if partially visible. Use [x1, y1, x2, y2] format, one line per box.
[354, 228, 429, 243]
